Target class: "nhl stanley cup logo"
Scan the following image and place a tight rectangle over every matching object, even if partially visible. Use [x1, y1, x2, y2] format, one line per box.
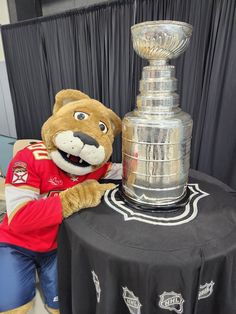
[122, 21, 193, 207]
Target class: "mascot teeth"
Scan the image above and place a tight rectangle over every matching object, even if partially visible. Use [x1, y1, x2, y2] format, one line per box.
[58, 149, 91, 167]
[66, 153, 82, 163]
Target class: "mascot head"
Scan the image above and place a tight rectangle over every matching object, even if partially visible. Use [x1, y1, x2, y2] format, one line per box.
[42, 89, 121, 175]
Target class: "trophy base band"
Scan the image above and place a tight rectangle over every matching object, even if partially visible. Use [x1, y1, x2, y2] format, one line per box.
[118, 185, 191, 212]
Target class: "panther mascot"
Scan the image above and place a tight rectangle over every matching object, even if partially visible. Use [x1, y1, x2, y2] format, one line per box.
[0, 89, 121, 314]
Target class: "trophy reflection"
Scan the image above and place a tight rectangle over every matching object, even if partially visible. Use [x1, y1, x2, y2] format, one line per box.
[122, 20, 193, 208]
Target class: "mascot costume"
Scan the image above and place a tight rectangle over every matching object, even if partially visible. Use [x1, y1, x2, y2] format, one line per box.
[0, 89, 121, 314]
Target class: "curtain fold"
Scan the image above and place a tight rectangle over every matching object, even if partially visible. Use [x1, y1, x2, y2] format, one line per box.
[1, 0, 236, 188]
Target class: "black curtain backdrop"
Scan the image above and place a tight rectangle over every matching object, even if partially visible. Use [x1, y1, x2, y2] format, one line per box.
[1, 0, 236, 189]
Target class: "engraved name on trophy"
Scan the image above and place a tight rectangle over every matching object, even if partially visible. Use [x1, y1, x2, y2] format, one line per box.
[122, 20, 193, 208]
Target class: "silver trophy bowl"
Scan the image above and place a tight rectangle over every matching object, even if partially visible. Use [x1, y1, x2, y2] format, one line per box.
[131, 20, 192, 62]
[122, 20, 193, 208]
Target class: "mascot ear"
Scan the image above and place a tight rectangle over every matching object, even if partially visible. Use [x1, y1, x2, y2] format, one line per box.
[53, 89, 90, 114]
[107, 108, 122, 137]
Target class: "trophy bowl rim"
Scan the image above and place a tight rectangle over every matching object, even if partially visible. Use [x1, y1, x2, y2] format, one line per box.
[131, 20, 193, 33]
[131, 20, 193, 60]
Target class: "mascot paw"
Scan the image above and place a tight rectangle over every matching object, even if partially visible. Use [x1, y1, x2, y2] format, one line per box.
[60, 180, 115, 218]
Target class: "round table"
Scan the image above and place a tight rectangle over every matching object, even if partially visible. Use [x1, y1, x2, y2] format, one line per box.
[58, 170, 236, 314]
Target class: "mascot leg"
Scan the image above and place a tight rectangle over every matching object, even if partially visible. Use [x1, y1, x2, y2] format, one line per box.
[46, 307, 60, 314]
[1, 300, 33, 314]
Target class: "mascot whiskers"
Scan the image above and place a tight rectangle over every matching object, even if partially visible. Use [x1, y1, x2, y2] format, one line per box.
[0, 89, 121, 314]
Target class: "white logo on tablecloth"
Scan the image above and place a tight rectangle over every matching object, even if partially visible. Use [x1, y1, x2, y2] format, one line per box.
[198, 281, 215, 300]
[104, 184, 209, 226]
[122, 287, 142, 314]
[91, 270, 101, 303]
[159, 291, 184, 313]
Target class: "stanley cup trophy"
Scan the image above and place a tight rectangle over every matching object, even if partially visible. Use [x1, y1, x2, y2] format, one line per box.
[122, 20, 193, 208]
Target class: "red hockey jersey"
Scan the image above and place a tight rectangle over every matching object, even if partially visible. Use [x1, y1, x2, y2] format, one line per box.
[0, 142, 110, 252]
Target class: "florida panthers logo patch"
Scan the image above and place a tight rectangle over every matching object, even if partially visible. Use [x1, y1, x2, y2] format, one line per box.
[104, 184, 209, 226]
[12, 162, 28, 184]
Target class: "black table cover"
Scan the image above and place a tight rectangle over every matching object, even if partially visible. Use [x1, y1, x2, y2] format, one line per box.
[58, 170, 236, 314]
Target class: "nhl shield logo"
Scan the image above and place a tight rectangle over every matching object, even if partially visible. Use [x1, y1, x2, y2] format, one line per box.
[91, 271, 101, 303]
[104, 184, 209, 226]
[122, 287, 142, 314]
[159, 291, 184, 313]
[198, 281, 215, 300]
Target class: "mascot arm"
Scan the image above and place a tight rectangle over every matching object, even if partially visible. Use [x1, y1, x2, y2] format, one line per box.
[5, 149, 115, 229]
[5, 151, 63, 233]
[60, 180, 115, 218]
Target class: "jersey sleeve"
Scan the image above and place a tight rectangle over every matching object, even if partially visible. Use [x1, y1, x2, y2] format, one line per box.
[5, 148, 63, 233]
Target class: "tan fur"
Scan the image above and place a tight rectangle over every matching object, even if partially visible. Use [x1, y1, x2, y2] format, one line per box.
[53, 89, 90, 115]
[0, 301, 33, 314]
[42, 89, 121, 164]
[61, 180, 115, 218]
[42, 89, 121, 218]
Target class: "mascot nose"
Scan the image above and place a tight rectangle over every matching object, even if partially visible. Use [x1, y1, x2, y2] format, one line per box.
[73, 131, 99, 148]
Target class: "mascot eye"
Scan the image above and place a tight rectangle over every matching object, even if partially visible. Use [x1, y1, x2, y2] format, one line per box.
[99, 121, 108, 133]
[74, 111, 89, 120]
